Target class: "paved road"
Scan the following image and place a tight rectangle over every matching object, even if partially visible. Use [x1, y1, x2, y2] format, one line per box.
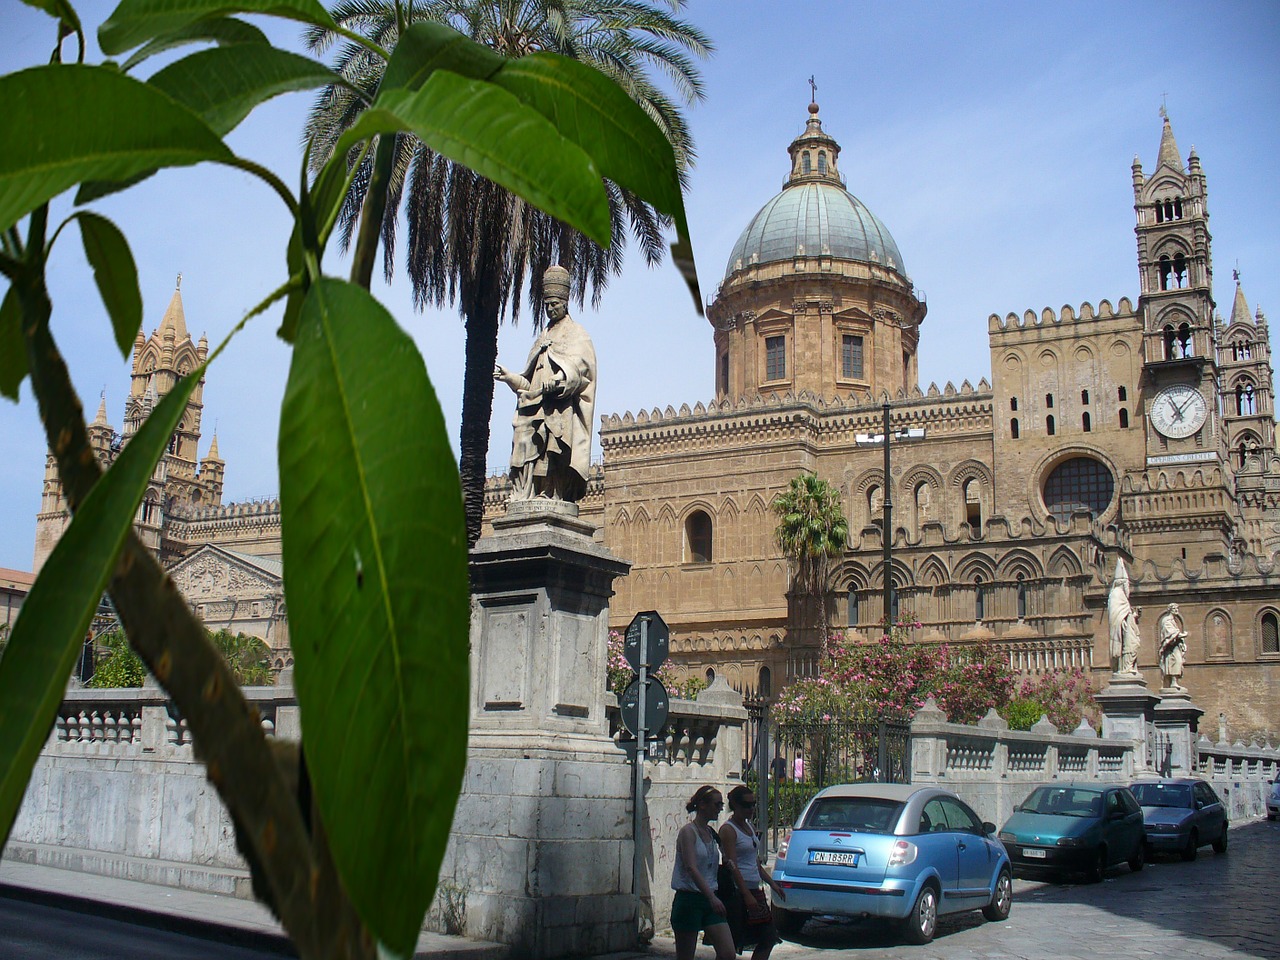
[0, 896, 288, 960]
[764, 819, 1279, 960]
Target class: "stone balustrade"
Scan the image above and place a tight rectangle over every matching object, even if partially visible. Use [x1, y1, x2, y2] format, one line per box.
[1194, 736, 1280, 820]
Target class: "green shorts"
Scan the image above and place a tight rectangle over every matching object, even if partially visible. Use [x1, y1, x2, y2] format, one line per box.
[671, 890, 728, 932]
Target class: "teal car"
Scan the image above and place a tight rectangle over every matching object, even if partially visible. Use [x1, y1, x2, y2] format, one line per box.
[998, 783, 1145, 882]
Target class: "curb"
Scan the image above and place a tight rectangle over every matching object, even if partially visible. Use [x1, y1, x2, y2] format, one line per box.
[0, 881, 296, 956]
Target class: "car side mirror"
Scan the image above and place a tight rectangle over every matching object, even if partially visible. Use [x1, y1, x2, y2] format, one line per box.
[982, 821, 997, 836]
[1011, 804, 1021, 813]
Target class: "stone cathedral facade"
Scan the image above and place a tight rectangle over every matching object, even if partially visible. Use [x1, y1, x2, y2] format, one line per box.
[500, 106, 1278, 737]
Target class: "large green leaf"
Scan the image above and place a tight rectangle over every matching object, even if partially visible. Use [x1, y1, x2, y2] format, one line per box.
[379, 21, 504, 95]
[100, 0, 335, 55]
[0, 65, 233, 234]
[20, 0, 82, 34]
[148, 45, 339, 137]
[122, 16, 269, 73]
[0, 368, 201, 847]
[74, 212, 143, 357]
[279, 279, 468, 956]
[0, 288, 25, 401]
[337, 71, 611, 247]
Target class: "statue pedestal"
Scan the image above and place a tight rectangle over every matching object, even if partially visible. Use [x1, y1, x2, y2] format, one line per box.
[441, 503, 635, 958]
[1096, 674, 1160, 772]
[1153, 689, 1205, 776]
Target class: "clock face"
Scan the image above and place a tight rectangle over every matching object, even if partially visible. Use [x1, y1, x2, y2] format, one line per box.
[1150, 385, 1208, 439]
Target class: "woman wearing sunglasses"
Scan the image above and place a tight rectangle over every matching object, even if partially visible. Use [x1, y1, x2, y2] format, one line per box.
[718, 784, 784, 958]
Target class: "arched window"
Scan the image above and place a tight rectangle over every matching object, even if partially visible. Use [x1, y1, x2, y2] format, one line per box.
[705, 667, 716, 684]
[1232, 341, 1253, 361]
[914, 482, 931, 530]
[802, 152, 811, 175]
[974, 577, 985, 621]
[759, 666, 772, 697]
[1164, 198, 1175, 222]
[1177, 323, 1193, 358]
[1082, 412, 1092, 432]
[868, 485, 883, 524]
[1173, 253, 1187, 288]
[1263, 612, 1279, 655]
[817, 151, 827, 174]
[1156, 202, 1165, 224]
[1163, 324, 1177, 359]
[1119, 408, 1129, 429]
[1043, 456, 1115, 520]
[1046, 393, 1054, 409]
[889, 585, 899, 624]
[964, 479, 982, 534]
[1011, 418, 1020, 439]
[1174, 197, 1183, 219]
[1010, 396, 1018, 412]
[1046, 415, 1056, 436]
[847, 589, 859, 627]
[1158, 255, 1172, 291]
[1081, 389, 1090, 405]
[1016, 574, 1028, 620]
[1236, 382, 1256, 416]
[685, 510, 713, 563]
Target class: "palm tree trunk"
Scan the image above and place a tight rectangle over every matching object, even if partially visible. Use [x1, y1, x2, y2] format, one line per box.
[459, 290, 502, 546]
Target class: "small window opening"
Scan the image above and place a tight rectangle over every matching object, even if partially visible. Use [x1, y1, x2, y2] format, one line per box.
[1177, 323, 1193, 358]
[706, 667, 716, 684]
[974, 577, 985, 621]
[686, 510, 713, 563]
[759, 666, 772, 696]
[964, 480, 982, 534]
[1174, 197, 1183, 219]
[1016, 575, 1028, 620]
[1010, 396, 1018, 412]
[1119, 409, 1129, 429]
[1046, 415, 1056, 436]
[1046, 393, 1054, 409]
[802, 152, 811, 174]
[1011, 418, 1020, 439]
[817, 151, 827, 175]
[1236, 383, 1256, 416]
[1118, 386, 1127, 402]
[1173, 253, 1188, 288]
[847, 589, 860, 627]
[1081, 389, 1090, 405]
[1082, 412, 1092, 432]
[1159, 256, 1172, 291]
[1263, 612, 1279, 655]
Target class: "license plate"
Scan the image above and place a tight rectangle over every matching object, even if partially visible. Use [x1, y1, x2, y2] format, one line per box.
[1023, 848, 1047, 859]
[810, 850, 859, 866]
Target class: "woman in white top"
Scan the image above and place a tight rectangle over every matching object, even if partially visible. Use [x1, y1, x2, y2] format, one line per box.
[718, 784, 784, 958]
[672, 785, 735, 960]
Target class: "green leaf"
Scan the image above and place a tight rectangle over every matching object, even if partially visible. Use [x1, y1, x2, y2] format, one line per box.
[337, 71, 611, 247]
[74, 212, 142, 357]
[148, 45, 338, 137]
[0, 287, 26, 401]
[0, 367, 202, 848]
[100, 0, 336, 56]
[279, 279, 468, 956]
[121, 16, 269, 73]
[20, 0, 82, 34]
[379, 21, 504, 95]
[0, 64, 233, 234]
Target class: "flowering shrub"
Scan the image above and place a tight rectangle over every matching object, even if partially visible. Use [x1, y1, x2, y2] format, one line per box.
[772, 622, 1015, 725]
[606, 630, 707, 701]
[1006, 668, 1097, 732]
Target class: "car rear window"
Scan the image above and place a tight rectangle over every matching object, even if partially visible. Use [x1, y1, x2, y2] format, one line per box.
[801, 797, 904, 834]
[1131, 783, 1191, 807]
[1020, 786, 1104, 818]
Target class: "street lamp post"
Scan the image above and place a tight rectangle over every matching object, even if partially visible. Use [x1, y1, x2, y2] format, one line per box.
[856, 402, 925, 628]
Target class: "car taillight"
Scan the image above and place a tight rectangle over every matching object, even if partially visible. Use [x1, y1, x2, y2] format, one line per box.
[777, 830, 792, 860]
[888, 840, 917, 867]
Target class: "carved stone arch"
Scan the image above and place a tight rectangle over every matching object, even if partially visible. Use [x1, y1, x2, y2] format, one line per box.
[1153, 303, 1196, 329]
[1036, 347, 1060, 369]
[870, 558, 913, 589]
[1226, 371, 1257, 391]
[1151, 236, 1192, 259]
[1072, 342, 1095, 364]
[681, 499, 717, 521]
[901, 464, 943, 493]
[997, 549, 1043, 581]
[721, 496, 740, 521]
[137, 346, 160, 373]
[918, 554, 949, 587]
[949, 460, 993, 491]
[612, 506, 632, 529]
[746, 493, 769, 517]
[657, 503, 678, 529]
[1046, 546, 1083, 577]
[632, 504, 652, 526]
[837, 561, 871, 591]
[1204, 608, 1233, 661]
[954, 552, 997, 582]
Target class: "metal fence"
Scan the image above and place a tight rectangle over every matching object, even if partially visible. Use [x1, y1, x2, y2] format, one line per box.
[744, 694, 911, 852]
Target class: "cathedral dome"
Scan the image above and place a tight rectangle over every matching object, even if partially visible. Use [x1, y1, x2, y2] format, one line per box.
[723, 181, 906, 282]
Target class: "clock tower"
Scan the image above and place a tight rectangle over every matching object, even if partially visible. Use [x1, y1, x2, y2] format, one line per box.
[1124, 113, 1237, 565]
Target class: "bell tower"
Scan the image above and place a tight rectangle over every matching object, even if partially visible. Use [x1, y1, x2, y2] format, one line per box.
[1133, 113, 1224, 466]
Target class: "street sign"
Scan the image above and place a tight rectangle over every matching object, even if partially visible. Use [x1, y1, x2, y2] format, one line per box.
[624, 610, 669, 671]
[620, 676, 670, 737]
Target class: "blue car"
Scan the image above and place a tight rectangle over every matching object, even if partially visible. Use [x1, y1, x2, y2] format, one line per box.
[1131, 778, 1228, 860]
[770, 784, 1012, 944]
[998, 783, 1145, 882]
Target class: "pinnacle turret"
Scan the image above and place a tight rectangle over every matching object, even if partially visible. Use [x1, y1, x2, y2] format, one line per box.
[1156, 115, 1184, 172]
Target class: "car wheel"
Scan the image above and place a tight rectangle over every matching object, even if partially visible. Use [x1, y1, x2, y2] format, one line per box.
[1181, 829, 1198, 862]
[773, 905, 807, 938]
[901, 883, 939, 945]
[982, 868, 1013, 922]
[1128, 841, 1145, 873]
[1212, 827, 1228, 854]
[1086, 846, 1107, 884]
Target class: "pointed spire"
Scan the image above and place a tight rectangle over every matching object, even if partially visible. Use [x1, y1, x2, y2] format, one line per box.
[1230, 279, 1251, 326]
[93, 393, 109, 426]
[158, 277, 188, 341]
[1156, 115, 1184, 173]
[206, 432, 222, 461]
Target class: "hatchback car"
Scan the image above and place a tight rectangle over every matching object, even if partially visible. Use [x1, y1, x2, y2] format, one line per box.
[1267, 780, 1280, 821]
[1131, 778, 1227, 860]
[998, 783, 1144, 882]
[770, 784, 1012, 944]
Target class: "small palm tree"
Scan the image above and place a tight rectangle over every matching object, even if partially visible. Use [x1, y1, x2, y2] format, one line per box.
[773, 473, 849, 648]
[305, 0, 712, 544]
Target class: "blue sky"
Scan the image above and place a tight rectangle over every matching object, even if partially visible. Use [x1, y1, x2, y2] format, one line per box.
[2, 0, 1278, 571]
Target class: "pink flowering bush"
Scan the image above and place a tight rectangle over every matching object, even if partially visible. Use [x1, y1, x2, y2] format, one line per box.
[606, 630, 707, 701]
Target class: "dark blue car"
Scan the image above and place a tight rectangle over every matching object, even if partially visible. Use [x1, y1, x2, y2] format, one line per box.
[1130, 778, 1228, 860]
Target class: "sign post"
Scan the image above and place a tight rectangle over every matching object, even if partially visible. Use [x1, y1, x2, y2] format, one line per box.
[622, 610, 669, 921]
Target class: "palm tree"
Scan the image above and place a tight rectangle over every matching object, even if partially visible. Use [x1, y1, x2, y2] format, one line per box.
[304, 0, 711, 544]
[773, 473, 849, 649]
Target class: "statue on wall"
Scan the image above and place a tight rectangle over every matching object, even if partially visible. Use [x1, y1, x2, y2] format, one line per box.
[1106, 558, 1142, 675]
[494, 265, 597, 503]
[1157, 603, 1189, 690]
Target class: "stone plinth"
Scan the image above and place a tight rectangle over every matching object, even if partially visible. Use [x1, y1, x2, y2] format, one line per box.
[1096, 674, 1160, 772]
[443, 503, 635, 958]
[1153, 690, 1205, 776]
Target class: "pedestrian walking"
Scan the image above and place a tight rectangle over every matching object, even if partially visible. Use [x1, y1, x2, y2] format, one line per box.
[673, 785, 735, 960]
[718, 785, 784, 959]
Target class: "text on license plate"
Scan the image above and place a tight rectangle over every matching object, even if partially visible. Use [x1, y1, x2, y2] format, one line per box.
[810, 850, 859, 866]
[1022, 848, 1047, 859]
